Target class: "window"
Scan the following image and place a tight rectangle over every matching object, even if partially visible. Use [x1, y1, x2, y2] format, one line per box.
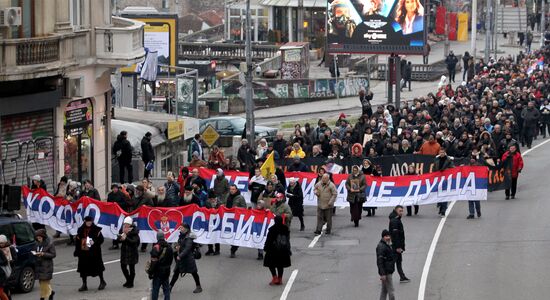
[70, 0, 85, 28]
[217, 120, 232, 131]
[12, 223, 35, 245]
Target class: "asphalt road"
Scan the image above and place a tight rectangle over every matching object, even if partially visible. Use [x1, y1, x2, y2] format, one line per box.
[12, 139, 550, 300]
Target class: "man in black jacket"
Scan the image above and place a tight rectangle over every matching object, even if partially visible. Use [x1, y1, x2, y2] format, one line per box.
[434, 148, 455, 217]
[445, 51, 458, 83]
[389, 205, 409, 283]
[150, 230, 173, 300]
[377, 229, 395, 300]
[113, 131, 134, 184]
[141, 132, 155, 179]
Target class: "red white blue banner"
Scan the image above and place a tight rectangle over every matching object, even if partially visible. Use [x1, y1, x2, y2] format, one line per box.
[22, 187, 274, 249]
[200, 166, 488, 207]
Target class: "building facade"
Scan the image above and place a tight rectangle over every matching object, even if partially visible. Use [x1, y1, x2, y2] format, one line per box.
[0, 0, 144, 197]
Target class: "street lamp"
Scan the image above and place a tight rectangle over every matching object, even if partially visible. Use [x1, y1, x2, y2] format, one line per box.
[244, 0, 255, 146]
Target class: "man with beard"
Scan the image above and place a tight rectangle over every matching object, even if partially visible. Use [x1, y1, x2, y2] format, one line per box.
[328, 0, 356, 42]
[181, 186, 200, 206]
[153, 186, 168, 207]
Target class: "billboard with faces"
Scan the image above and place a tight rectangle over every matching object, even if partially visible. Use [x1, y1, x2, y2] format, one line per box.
[327, 0, 427, 54]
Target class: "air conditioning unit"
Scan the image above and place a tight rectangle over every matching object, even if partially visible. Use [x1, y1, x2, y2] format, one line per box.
[0, 7, 22, 27]
[64, 77, 84, 98]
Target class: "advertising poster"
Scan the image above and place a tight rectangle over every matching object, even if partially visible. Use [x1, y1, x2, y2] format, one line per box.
[327, 0, 425, 53]
[143, 23, 171, 65]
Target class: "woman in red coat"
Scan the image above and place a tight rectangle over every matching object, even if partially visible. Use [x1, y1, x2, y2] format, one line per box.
[501, 144, 524, 200]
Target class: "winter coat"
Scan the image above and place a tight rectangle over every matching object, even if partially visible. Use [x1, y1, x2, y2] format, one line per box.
[213, 176, 230, 201]
[445, 54, 458, 70]
[74, 223, 105, 277]
[287, 161, 309, 172]
[389, 214, 405, 251]
[113, 134, 133, 164]
[174, 233, 198, 274]
[81, 188, 101, 201]
[249, 176, 266, 204]
[345, 173, 366, 204]
[286, 183, 304, 217]
[376, 239, 395, 276]
[117, 226, 140, 265]
[107, 190, 128, 208]
[521, 107, 540, 127]
[263, 223, 291, 268]
[433, 155, 454, 171]
[0, 245, 17, 286]
[419, 140, 441, 156]
[33, 237, 56, 281]
[141, 136, 155, 163]
[164, 181, 181, 207]
[502, 150, 524, 178]
[314, 181, 337, 209]
[149, 240, 174, 279]
[270, 201, 293, 228]
[224, 191, 247, 208]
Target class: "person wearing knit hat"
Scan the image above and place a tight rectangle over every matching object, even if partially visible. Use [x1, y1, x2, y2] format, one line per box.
[75, 215, 106, 291]
[213, 168, 229, 203]
[33, 228, 56, 300]
[170, 223, 202, 294]
[117, 215, 140, 288]
[149, 230, 173, 300]
[377, 229, 395, 300]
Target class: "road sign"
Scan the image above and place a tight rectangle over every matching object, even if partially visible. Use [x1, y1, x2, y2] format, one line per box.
[201, 124, 220, 147]
[167, 120, 184, 139]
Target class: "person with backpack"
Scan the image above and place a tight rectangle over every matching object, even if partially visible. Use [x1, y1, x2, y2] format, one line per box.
[263, 215, 291, 286]
[169, 223, 202, 294]
[149, 230, 174, 300]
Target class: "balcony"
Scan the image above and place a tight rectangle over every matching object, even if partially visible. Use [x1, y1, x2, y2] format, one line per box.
[0, 33, 79, 81]
[95, 17, 145, 67]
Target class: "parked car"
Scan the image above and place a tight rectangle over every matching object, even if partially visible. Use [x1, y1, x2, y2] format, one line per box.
[199, 116, 278, 142]
[0, 214, 36, 293]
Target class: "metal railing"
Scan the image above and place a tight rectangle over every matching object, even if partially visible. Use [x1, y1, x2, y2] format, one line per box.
[355, 55, 462, 81]
[178, 42, 279, 61]
[16, 37, 60, 66]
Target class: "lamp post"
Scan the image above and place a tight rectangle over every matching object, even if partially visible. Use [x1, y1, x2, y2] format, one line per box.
[245, 0, 255, 145]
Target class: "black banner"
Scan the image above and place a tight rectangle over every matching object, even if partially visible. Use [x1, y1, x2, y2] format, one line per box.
[279, 154, 511, 192]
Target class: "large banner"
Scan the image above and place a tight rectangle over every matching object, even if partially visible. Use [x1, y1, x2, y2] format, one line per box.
[327, 0, 426, 54]
[277, 154, 511, 192]
[22, 187, 274, 249]
[200, 166, 488, 207]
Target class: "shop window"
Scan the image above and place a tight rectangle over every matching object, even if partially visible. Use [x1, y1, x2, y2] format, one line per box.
[64, 99, 94, 183]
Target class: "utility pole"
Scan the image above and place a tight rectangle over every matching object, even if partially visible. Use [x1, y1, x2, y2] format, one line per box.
[297, 0, 304, 42]
[444, 4, 450, 57]
[245, 0, 255, 145]
[485, 0, 492, 62]
[541, 0, 546, 48]
[471, 0, 478, 59]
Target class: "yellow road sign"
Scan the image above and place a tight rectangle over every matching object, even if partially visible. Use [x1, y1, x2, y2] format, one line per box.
[201, 124, 220, 147]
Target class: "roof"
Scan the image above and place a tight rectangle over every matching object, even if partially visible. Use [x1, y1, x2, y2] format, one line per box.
[198, 10, 223, 27]
[113, 107, 200, 139]
[111, 119, 165, 149]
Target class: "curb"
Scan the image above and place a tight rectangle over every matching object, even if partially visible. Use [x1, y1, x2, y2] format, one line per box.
[255, 105, 362, 120]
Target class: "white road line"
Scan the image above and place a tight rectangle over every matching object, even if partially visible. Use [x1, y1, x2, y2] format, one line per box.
[308, 224, 326, 248]
[280, 269, 299, 300]
[53, 259, 121, 276]
[417, 138, 550, 300]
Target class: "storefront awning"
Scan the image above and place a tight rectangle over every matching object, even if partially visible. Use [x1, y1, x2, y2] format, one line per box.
[260, 0, 327, 8]
[111, 119, 166, 149]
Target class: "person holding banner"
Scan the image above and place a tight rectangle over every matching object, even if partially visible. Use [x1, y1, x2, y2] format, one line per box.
[434, 148, 455, 217]
[271, 193, 293, 229]
[213, 168, 230, 202]
[405, 164, 420, 216]
[263, 215, 291, 286]
[314, 174, 337, 235]
[249, 168, 267, 205]
[204, 190, 222, 256]
[346, 165, 366, 227]
[501, 144, 524, 200]
[362, 159, 379, 217]
[74, 216, 107, 292]
[225, 185, 248, 258]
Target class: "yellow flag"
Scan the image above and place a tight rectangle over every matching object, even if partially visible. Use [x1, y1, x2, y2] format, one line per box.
[260, 152, 275, 178]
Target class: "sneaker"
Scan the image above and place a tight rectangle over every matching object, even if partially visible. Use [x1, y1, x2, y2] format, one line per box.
[193, 286, 203, 294]
[314, 231, 321, 235]
[400, 277, 410, 283]
[78, 285, 87, 292]
[466, 215, 474, 219]
[439, 213, 445, 218]
[300, 224, 305, 231]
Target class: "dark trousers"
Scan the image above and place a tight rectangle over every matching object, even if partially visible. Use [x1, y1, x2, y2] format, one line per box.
[144, 165, 151, 179]
[230, 245, 239, 254]
[505, 177, 518, 197]
[169, 269, 201, 288]
[151, 276, 170, 300]
[207, 244, 220, 253]
[468, 201, 481, 216]
[522, 126, 535, 147]
[119, 162, 133, 184]
[438, 202, 448, 215]
[448, 68, 456, 82]
[121, 263, 136, 285]
[269, 266, 284, 277]
[463, 68, 468, 81]
[349, 201, 362, 225]
[394, 251, 406, 280]
[540, 122, 550, 137]
[406, 205, 419, 216]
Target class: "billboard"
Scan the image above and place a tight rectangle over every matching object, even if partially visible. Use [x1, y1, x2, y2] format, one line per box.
[120, 15, 178, 73]
[327, 0, 426, 54]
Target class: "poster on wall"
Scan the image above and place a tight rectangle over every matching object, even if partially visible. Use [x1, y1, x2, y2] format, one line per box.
[176, 77, 197, 117]
[327, 0, 426, 54]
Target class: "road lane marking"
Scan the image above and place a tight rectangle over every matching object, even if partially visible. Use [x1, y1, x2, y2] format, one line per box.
[280, 269, 299, 300]
[308, 224, 326, 248]
[53, 259, 121, 276]
[417, 138, 550, 300]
